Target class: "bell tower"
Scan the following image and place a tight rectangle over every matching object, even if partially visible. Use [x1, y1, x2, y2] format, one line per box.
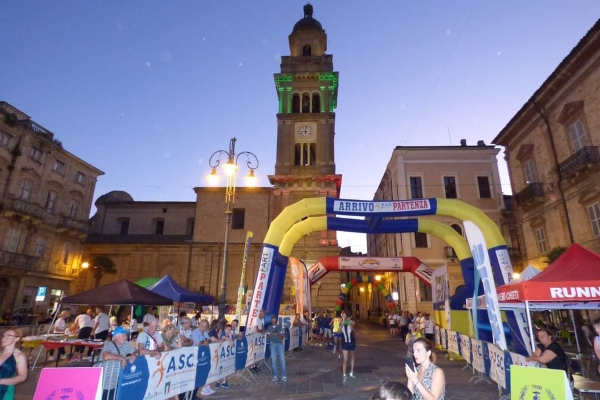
[269, 4, 342, 213]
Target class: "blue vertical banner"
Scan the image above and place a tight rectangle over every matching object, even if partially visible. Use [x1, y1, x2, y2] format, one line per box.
[284, 328, 291, 352]
[235, 336, 248, 370]
[194, 345, 212, 388]
[482, 341, 491, 377]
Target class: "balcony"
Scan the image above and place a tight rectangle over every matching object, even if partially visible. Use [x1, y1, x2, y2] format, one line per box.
[515, 183, 545, 207]
[0, 250, 40, 270]
[1, 198, 58, 224]
[558, 146, 600, 179]
[57, 216, 89, 235]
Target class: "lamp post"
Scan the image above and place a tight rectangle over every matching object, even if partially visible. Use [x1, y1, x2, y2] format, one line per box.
[207, 137, 259, 321]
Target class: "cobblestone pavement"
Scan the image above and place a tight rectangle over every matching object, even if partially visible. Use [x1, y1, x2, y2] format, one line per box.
[17, 322, 504, 399]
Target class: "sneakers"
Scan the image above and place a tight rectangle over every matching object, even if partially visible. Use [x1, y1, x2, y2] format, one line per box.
[68, 358, 80, 363]
[343, 375, 347, 383]
[272, 376, 278, 382]
[82, 356, 92, 361]
[61, 355, 68, 360]
[47, 356, 55, 361]
[200, 386, 215, 395]
[214, 382, 220, 388]
[282, 376, 287, 382]
[349, 372, 355, 378]
[221, 382, 230, 389]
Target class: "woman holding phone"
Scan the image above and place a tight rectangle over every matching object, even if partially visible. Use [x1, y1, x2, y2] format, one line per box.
[405, 338, 445, 400]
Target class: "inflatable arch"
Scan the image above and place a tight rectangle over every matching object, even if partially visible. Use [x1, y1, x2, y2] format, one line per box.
[336, 275, 398, 313]
[245, 198, 531, 355]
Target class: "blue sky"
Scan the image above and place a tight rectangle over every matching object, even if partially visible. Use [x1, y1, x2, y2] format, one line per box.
[2, 1, 599, 252]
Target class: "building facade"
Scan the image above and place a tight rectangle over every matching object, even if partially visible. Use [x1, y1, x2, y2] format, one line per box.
[82, 5, 344, 313]
[493, 20, 600, 269]
[0, 101, 103, 317]
[367, 143, 506, 314]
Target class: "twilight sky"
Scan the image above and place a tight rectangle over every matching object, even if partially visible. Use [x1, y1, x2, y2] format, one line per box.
[2, 1, 599, 253]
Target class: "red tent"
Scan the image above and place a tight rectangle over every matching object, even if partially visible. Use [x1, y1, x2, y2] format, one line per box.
[497, 243, 600, 303]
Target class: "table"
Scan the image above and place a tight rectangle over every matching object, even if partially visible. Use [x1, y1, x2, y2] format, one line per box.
[36, 340, 104, 369]
[573, 381, 600, 400]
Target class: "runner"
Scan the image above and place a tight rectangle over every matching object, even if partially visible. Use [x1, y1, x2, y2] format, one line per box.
[331, 311, 343, 358]
[341, 312, 356, 383]
[388, 313, 397, 336]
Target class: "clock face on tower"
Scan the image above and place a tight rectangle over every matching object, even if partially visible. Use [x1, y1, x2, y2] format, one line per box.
[298, 125, 313, 138]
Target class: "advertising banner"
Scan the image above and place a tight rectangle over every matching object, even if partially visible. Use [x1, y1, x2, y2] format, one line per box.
[488, 344, 506, 389]
[471, 338, 485, 374]
[432, 264, 448, 308]
[504, 351, 540, 393]
[35, 367, 103, 400]
[458, 333, 472, 364]
[205, 341, 236, 385]
[434, 325, 441, 346]
[510, 365, 572, 400]
[447, 330, 460, 355]
[118, 347, 197, 400]
[289, 326, 300, 350]
[244, 333, 267, 368]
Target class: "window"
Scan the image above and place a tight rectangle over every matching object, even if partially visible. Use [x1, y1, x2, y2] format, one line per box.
[294, 143, 316, 166]
[29, 146, 42, 162]
[312, 93, 320, 113]
[292, 94, 300, 113]
[35, 237, 47, 258]
[419, 280, 432, 302]
[44, 190, 57, 212]
[443, 176, 457, 198]
[0, 131, 12, 147]
[232, 209, 245, 230]
[409, 177, 423, 199]
[155, 220, 165, 234]
[414, 232, 428, 248]
[19, 180, 33, 201]
[75, 171, 86, 184]
[477, 176, 492, 199]
[120, 219, 130, 235]
[62, 243, 71, 264]
[4, 229, 21, 252]
[569, 119, 588, 152]
[535, 227, 547, 254]
[523, 158, 538, 184]
[302, 93, 310, 113]
[587, 202, 600, 238]
[53, 160, 66, 174]
[68, 199, 79, 218]
[302, 44, 311, 56]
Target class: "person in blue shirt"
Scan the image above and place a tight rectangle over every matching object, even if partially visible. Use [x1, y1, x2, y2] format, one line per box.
[267, 315, 287, 382]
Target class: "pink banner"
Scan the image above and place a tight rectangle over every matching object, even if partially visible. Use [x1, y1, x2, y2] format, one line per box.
[34, 367, 103, 400]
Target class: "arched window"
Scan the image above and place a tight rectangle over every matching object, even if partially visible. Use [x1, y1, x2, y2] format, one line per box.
[294, 143, 317, 166]
[451, 224, 463, 236]
[302, 93, 310, 113]
[312, 93, 320, 113]
[292, 93, 300, 113]
[302, 44, 311, 56]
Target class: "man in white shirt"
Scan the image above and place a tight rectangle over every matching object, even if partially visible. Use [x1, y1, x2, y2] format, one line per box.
[85, 306, 110, 359]
[137, 318, 163, 357]
[142, 307, 158, 327]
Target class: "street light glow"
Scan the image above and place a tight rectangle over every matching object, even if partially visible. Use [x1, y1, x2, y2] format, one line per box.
[359, 287, 365, 292]
[244, 169, 258, 187]
[81, 262, 89, 269]
[206, 167, 220, 185]
[375, 275, 381, 281]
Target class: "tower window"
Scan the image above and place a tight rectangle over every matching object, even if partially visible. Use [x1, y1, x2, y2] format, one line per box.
[312, 93, 320, 113]
[119, 219, 130, 235]
[154, 219, 165, 234]
[302, 93, 310, 113]
[232, 209, 245, 230]
[292, 94, 300, 113]
[294, 143, 316, 166]
[302, 44, 312, 56]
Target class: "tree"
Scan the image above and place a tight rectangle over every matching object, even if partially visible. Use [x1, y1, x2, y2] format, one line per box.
[90, 255, 117, 287]
[544, 246, 567, 265]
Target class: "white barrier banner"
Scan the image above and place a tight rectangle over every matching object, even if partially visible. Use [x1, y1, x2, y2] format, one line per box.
[508, 351, 539, 368]
[458, 333, 472, 364]
[290, 327, 300, 349]
[488, 344, 506, 389]
[471, 339, 485, 373]
[244, 333, 266, 368]
[447, 330, 459, 355]
[434, 325, 441, 345]
[206, 341, 236, 385]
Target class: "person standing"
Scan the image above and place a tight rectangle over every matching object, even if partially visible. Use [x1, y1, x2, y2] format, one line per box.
[48, 310, 70, 361]
[267, 316, 287, 382]
[331, 312, 343, 358]
[340, 313, 356, 383]
[399, 312, 409, 341]
[424, 314, 435, 342]
[0, 327, 28, 399]
[142, 307, 158, 327]
[69, 309, 94, 362]
[405, 338, 446, 400]
[247, 310, 266, 372]
[86, 306, 109, 360]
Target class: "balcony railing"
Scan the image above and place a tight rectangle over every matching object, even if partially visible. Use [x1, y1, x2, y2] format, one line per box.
[558, 146, 600, 179]
[0, 250, 40, 270]
[58, 216, 89, 234]
[515, 183, 545, 206]
[2, 198, 58, 224]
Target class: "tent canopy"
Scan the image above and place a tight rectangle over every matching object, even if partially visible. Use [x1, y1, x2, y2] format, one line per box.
[497, 244, 600, 303]
[146, 275, 214, 303]
[61, 279, 173, 306]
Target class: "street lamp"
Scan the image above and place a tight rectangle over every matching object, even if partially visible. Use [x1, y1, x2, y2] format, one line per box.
[207, 137, 259, 320]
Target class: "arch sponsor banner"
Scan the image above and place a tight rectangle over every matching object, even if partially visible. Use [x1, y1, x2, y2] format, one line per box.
[118, 347, 197, 400]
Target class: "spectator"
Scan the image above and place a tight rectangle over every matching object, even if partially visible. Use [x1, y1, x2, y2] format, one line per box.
[370, 381, 412, 400]
[98, 326, 138, 400]
[137, 318, 163, 358]
[142, 307, 158, 327]
[178, 317, 194, 347]
[405, 338, 445, 400]
[48, 311, 70, 361]
[69, 309, 94, 362]
[191, 319, 218, 396]
[267, 316, 287, 382]
[0, 327, 28, 399]
[526, 328, 568, 373]
[216, 324, 235, 389]
[161, 324, 181, 350]
[424, 314, 435, 342]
